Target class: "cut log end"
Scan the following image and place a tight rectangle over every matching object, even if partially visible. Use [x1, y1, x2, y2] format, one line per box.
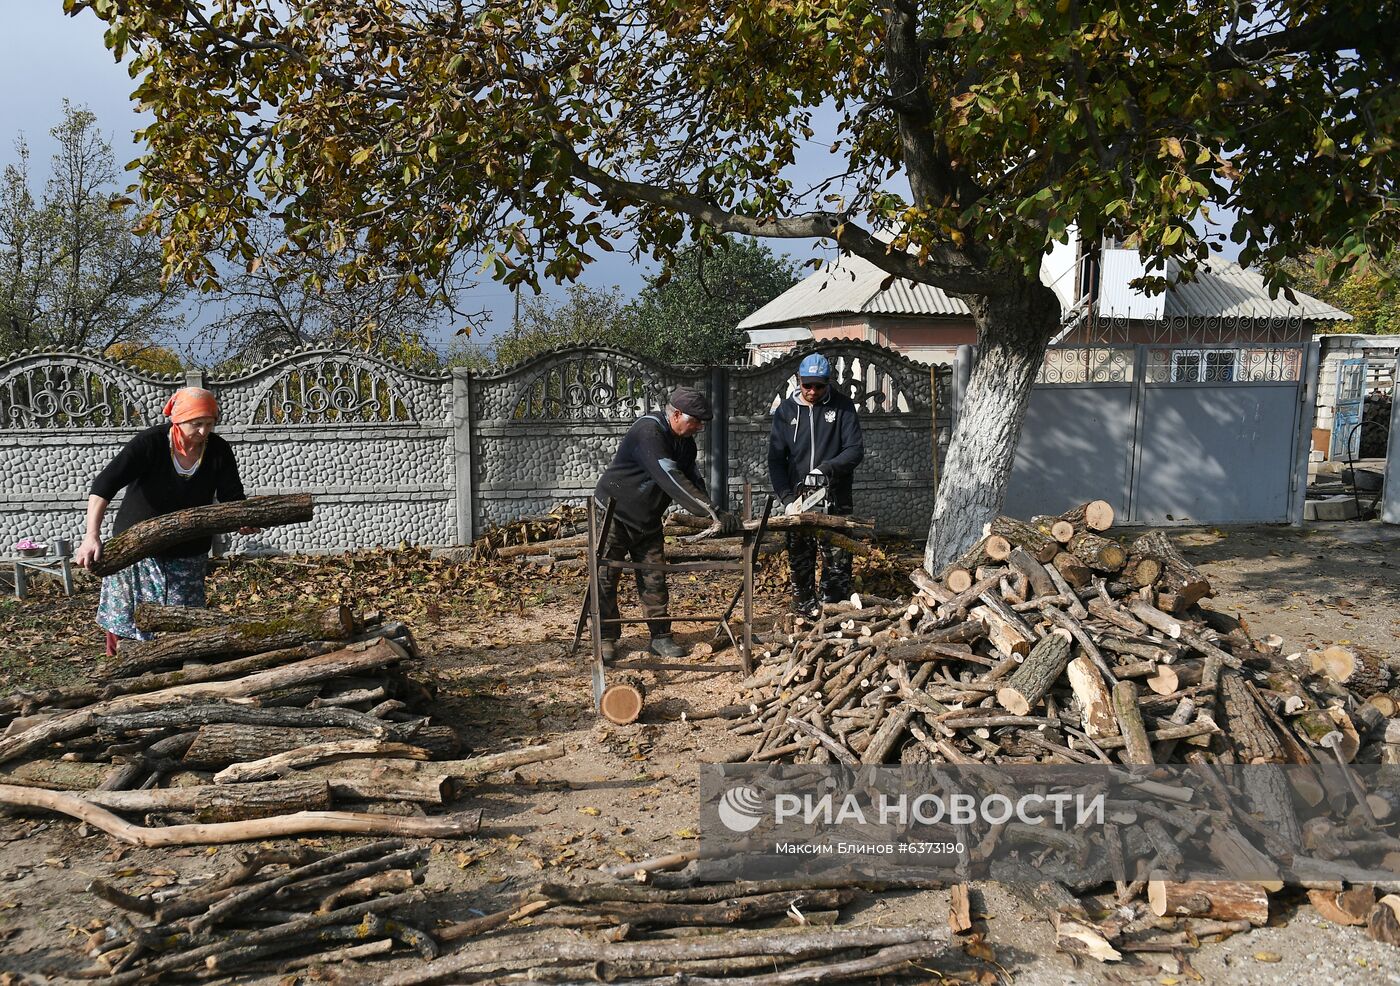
[1148, 880, 1269, 926]
[600, 682, 646, 725]
[945, 569, 973, 594]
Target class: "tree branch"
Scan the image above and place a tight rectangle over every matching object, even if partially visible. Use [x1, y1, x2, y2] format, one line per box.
[553, 143, 1002, 296]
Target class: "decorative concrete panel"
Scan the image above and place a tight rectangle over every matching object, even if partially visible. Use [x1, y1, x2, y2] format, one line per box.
[1, 343, 951, 552]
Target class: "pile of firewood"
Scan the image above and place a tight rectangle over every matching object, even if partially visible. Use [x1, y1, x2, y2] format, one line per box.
[472, 503, 590, 560]
[0, 605, 563, 845]
[725, 500, 1400, 951]
[82, 839, 434, 981]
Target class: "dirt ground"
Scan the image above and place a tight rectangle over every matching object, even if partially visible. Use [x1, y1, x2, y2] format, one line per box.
[1, 522, 1399, 984]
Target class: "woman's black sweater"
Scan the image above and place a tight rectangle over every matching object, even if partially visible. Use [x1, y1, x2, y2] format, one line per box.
[90, 424, 246, 559]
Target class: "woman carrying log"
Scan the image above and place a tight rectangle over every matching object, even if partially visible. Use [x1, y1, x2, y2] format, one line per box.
[73, 388, 258, 654]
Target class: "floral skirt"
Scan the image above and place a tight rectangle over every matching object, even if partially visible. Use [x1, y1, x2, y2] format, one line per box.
[96, 556, 208, 641]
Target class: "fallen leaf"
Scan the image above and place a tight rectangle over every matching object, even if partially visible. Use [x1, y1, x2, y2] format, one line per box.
[578, 806, 601, 816]
[1253, 952, 1282, 963]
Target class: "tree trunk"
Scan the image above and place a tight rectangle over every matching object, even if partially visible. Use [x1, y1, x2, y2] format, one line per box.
[90, 494, 315, 577]
[924, 279, 1062, 572]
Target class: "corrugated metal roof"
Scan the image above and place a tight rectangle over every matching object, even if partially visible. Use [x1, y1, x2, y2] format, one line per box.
[737, 253, 969, 330]
[1159, 258, 1350, 321]
[741, 247, 1350, 331]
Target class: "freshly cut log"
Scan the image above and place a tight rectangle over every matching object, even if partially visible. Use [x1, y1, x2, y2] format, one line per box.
[1066, 655, 1115, 738]
[1006, 547, 1057, 599]
[1060, 500, 1115, 532]
[134, 604, 236, 633]
[1127, 599, 1182, 639]
[946, 535, 1012, 577]
[183, 723, 460, 767]
[944, 567, 974, 593]
[1030, 514, 1075, 544]
[90, 494, 314, 577]
[600, 676, 646, 726]
[996, 630, 1072, 716]
[1148, 880, 1269, 926]
[1051, 552, 1092, 589]
[1368, 694, 1399, 718]
[99, 605, 356, 680]
[1067, 532, 1126, 572]
[1124, 557, 1163, 588]
[988, 516, 1059, 563]
[52, 778, 333, 822]
[971, 603, 1034, 661]
[1127, 531, 1211, 613]
[1309, 645, 1392, 696]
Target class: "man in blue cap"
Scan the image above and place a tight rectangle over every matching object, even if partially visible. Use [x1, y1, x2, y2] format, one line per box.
[767, 353, 865, 619]
[594, 386, 742, 660]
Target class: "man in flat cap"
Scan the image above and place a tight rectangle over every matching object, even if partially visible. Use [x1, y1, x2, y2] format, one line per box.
[593, 386, 741, 660]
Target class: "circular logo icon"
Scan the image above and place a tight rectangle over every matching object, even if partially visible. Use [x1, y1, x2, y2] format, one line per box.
[717, 785, 765, 832]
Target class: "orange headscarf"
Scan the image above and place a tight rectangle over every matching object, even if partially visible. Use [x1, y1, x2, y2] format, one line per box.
[162, 388, 220, 457]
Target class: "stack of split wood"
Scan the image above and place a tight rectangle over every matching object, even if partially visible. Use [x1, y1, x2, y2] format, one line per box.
[726, 499, 1400, 951]
[0, 605, 564, 845]
[82, 839, 434, 982]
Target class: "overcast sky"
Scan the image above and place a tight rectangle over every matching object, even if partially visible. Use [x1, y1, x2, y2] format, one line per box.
[2, 6, 854, 361]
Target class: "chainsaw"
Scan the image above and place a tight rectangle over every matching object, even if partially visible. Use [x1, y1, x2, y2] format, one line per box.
[785, 482, 829, 516]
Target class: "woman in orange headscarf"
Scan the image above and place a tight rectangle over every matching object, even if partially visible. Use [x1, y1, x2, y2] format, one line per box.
[74, 388, 250, 654]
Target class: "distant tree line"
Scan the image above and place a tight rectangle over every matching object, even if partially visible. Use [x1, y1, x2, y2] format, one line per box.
[2, 105, 796, 373]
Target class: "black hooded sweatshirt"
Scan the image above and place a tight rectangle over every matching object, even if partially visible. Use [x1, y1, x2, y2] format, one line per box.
[767, 387, 864, 511]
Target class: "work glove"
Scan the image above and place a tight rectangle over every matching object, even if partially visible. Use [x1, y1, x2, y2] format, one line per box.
[801, 468, 829, 490]
[715, 511, 743, 536]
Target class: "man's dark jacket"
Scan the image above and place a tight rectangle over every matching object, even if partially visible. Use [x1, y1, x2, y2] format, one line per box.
[595, 412, 712, 534]
[767, 388, 864, 511]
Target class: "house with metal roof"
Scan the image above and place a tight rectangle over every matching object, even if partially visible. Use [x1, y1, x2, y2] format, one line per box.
[740, 240, 1351, 365]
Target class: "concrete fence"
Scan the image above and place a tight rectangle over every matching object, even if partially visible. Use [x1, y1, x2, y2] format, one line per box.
[0, 343, 951, 553]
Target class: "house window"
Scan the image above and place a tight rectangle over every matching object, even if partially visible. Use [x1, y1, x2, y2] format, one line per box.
[1170, 350, 1236, 382]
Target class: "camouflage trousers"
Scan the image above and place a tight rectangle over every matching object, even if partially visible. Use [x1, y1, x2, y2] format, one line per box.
[787, 527, 853, 606]
[597, 522, 671, 640]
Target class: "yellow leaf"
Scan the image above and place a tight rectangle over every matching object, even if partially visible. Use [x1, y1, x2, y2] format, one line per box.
[579, 806, 601, 816]
[1254, 952, 1282, 963]
[674, 828, 700, 840]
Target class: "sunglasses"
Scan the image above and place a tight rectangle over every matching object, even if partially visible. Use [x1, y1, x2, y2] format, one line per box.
[800, 380, 829, 391]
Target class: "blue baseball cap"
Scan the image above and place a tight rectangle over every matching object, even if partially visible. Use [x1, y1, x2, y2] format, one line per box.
[798, 353, 831, 381]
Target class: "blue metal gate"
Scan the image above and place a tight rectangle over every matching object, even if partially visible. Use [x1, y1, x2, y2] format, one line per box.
[998, 343, 1319, 525]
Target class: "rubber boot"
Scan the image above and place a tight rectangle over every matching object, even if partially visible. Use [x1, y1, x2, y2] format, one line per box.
[648, 635, 686, 659]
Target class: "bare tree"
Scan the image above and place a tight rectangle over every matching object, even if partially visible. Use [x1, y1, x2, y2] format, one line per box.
[0, 102, 184, 354]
